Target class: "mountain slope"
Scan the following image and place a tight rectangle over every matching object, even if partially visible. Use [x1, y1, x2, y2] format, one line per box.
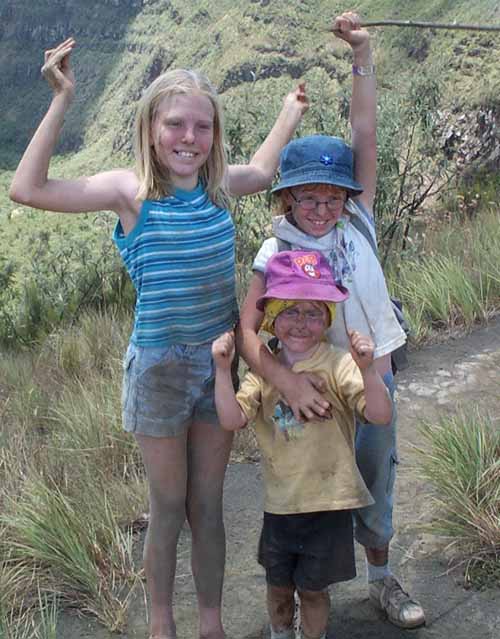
[1, 0, 499, 175]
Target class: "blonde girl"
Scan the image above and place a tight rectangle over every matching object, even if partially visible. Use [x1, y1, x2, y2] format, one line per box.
[10, 38, 308, 639]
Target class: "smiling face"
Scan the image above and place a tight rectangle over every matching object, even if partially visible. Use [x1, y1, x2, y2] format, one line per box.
[151, 92, 215, 190]
[273, 300, 329, 360]
[284, 183, 347, 237]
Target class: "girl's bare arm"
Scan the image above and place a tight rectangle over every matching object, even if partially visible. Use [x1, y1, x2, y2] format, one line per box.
[9, 38, 139, 220]
[227, 83, 309, 197]
[333, 12, 376, 212]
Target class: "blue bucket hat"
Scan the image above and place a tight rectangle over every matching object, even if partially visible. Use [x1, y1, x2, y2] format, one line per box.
[271, 135, 363, 196]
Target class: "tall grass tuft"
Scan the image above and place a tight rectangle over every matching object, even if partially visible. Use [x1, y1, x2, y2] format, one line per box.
[388, 207, 500, 343]
[0, 608, 37, 639]
[34, 591, 59, 639]
[417, 410, 500, 586]
[2, 472, 139, 630]
[0, 309, 146, 632]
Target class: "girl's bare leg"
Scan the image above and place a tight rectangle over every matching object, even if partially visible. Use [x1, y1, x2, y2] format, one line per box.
[186, 421, 234, 639]
[136, 433, 188, 639]
[297, 588, 330, 639]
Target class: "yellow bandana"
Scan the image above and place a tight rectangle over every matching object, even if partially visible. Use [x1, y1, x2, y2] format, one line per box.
[261, 299, 336, 336]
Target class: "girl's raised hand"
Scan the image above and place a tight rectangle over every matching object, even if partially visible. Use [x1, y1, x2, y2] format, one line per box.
[212, 331, 236, 370]
[41, 38, 76, 97]
[282, 81, 309, 123]
[332, 12, 370, 51]
[348, 329, 375, 370]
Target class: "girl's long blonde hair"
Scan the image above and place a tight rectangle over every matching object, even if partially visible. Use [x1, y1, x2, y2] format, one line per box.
[134, 68, 230, 207]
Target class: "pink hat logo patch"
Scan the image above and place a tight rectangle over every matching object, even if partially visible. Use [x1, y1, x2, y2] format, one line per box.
[293, 254, 320, 279]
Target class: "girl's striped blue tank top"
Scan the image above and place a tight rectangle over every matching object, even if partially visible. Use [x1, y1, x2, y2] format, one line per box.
[113, 183, 238, 347]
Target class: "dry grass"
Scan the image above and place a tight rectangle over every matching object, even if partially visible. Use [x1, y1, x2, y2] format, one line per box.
[388, 207, 500, 345]
[0, 310, 146, 634]
[417, 410, 500, 587]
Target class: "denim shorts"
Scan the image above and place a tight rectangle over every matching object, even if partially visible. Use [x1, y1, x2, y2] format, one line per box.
[353, 371, 398, 549]
[258, 510, 356, 591]
[121, 341, 234, 438]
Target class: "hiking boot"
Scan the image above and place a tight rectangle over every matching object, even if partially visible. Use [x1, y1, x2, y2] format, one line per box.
[369, 575, 426, 628]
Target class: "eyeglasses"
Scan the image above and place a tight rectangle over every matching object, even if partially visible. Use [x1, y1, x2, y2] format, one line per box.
[278, 307, 326, 324]
[290, 191, 346, 212]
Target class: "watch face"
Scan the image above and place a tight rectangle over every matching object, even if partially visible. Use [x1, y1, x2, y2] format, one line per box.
[353, 64, 376, 76]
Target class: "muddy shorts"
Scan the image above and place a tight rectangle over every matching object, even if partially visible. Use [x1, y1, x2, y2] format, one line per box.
[121, 341, 236, 438]
[258, 510, 356, 591]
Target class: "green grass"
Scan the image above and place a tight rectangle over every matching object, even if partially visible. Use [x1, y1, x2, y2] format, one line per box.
[3, 476, 138, 629]
[417, 410, 500, 587]
[388, 208, 500, 343]
[1, 0, 499, 172]
[33, 592, 60, 639]
[0, 310, 146, 632]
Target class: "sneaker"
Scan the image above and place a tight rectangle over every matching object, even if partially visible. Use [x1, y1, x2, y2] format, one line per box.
[369, 575, 426, 628]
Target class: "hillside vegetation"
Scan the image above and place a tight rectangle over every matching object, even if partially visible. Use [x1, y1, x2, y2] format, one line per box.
[1, 0, 499, 170]
[1, 1, 499, 344]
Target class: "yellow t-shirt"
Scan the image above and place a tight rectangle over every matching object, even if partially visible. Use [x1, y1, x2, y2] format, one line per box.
[236, 342, 375, 515]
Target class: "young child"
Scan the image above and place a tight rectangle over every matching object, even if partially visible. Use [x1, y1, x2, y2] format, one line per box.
[238, 11, 425, 630]
[212, 250, 392, 639]
[9, 38, 308, 639]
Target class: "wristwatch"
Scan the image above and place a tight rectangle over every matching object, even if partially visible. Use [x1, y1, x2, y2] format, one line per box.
[352, 64, 376, 76]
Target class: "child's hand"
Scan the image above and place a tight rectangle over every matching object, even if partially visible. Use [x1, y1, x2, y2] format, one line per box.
[332, 12, 370, 51]
[282, 82, 309, 123]
[279, 370, 331, 422]
[348, 330, 375, 370]
[212, 331, 236, 370]
[41, 38, 76, 97]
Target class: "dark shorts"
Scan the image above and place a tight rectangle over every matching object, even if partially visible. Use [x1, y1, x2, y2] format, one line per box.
[258, 510, 356, 591]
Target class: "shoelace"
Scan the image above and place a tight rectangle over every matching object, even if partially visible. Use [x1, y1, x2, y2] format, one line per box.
[386, 580, 412, 606]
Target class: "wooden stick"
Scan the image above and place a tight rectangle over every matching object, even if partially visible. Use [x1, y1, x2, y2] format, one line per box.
[360, 20, 500, 32]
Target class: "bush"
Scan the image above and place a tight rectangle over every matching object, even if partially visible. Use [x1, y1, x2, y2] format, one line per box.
[388, 207, 500, 343]
[0, 214, 135, 349]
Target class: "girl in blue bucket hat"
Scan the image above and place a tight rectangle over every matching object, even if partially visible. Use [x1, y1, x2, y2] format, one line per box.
[238, 11, 425, 633]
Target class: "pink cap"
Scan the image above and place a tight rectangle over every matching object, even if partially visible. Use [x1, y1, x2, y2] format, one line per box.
[256, 250, 349, 311]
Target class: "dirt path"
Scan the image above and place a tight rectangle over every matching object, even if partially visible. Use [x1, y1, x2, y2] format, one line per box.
[61, 319, 500, 639]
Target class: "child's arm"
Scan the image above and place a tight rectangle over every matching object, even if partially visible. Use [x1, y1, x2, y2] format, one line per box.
[348, 330, 392, 424]
[212, 331, 248, 431]
[333, 12, 376, 212]
[9, 38, 138, 216]
[237, 273, 331, 422]
[227, 83, 309, 197]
